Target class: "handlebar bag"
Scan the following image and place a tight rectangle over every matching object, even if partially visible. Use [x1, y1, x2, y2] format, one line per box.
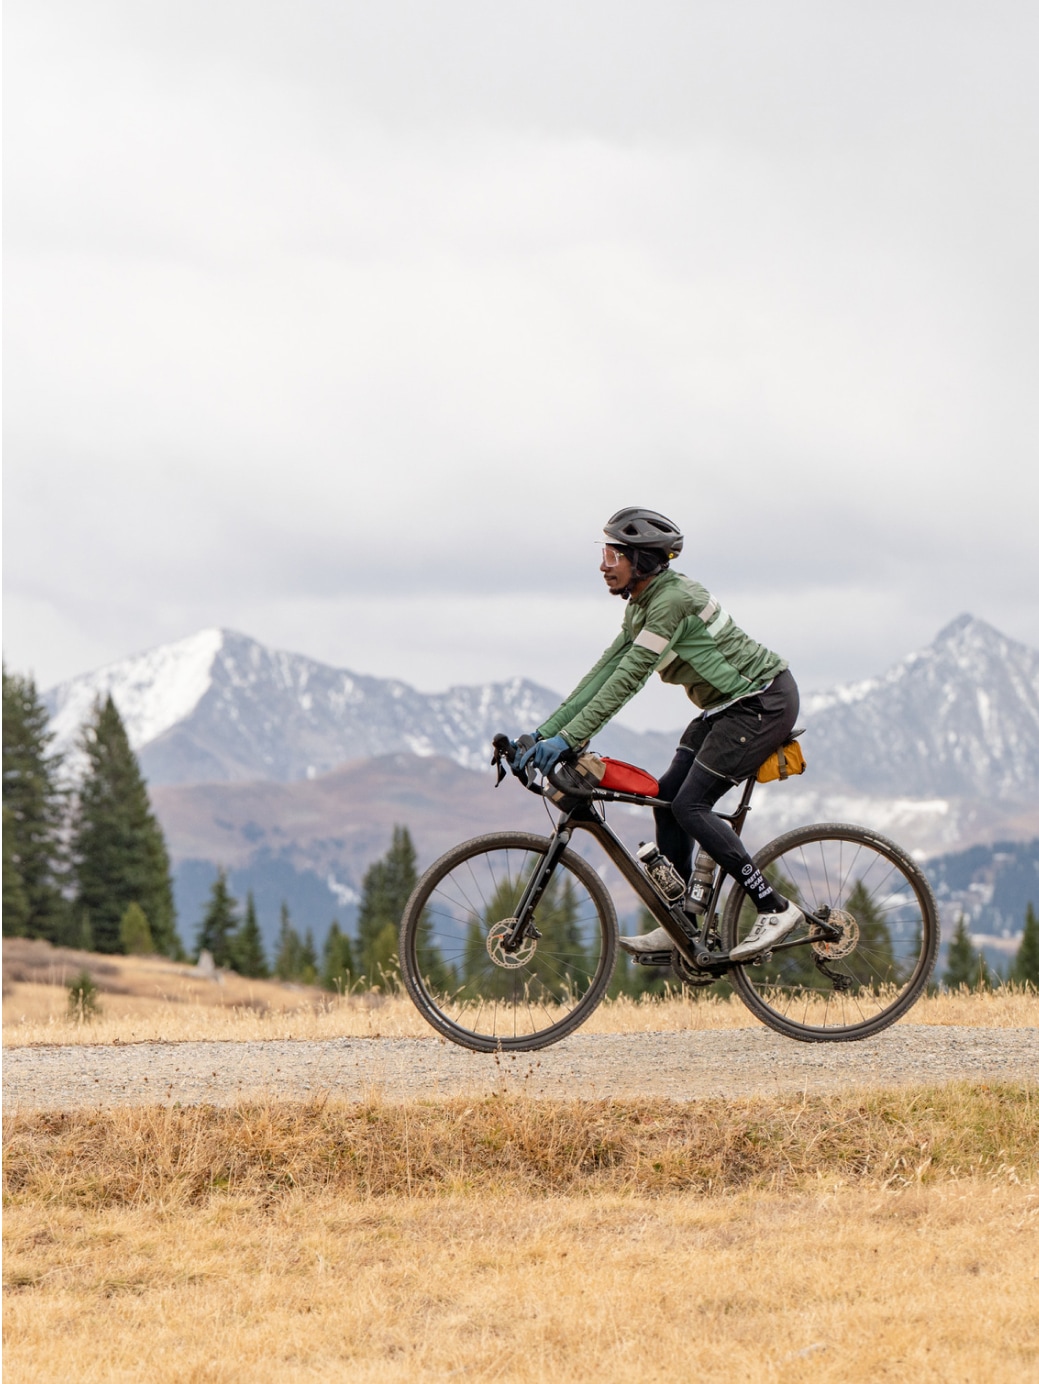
[599, 757, 660, 797]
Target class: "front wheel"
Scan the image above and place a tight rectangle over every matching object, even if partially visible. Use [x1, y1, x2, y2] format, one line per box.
[722, 823, 940, 1042]
[399, 831, 618, 1052]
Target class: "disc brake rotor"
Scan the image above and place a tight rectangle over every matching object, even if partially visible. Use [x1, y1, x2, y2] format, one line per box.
[811, 908, 860, 960]
[486, 919, 537, 969]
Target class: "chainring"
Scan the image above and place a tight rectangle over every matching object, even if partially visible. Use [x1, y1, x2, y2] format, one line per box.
[486, 919, 537, 969]
[671, 949, 718, 988]
[811, 908, 860, 960]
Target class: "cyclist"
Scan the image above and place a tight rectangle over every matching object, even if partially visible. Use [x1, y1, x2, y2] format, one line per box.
[517, 507, 802, 962]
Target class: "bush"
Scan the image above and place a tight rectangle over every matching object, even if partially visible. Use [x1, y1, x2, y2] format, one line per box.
[67, 969, 101, 1022]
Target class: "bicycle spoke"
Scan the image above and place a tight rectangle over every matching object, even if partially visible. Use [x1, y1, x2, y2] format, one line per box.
[725, 823, 938, 1042]
[399, 832, 617, 1051]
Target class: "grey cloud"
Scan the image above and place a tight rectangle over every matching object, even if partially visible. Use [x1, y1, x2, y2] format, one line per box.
[4, 0, 1038, 702]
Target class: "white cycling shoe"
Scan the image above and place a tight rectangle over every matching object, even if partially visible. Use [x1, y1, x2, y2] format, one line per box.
[619, 926, 674, 956]
[728, 903, 803, 961]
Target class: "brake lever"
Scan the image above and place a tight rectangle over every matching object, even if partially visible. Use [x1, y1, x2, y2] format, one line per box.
[490, 733, 513, 787]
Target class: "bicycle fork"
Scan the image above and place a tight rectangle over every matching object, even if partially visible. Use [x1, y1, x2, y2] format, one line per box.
[500, 827, 575, 954]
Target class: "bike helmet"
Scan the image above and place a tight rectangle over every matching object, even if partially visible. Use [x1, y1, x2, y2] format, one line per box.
[603, 508, 684, 586]
[600, 508, 683, 597]
[603, 508, 684, 561]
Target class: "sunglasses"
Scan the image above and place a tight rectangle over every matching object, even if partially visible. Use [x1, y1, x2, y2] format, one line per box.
[601, 545, 627, 567]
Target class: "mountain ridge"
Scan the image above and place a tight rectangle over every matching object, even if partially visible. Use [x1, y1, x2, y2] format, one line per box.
[43, 615, 1039, 807]
[38, 616, 1039, 955]
[44, 627, 679, 784]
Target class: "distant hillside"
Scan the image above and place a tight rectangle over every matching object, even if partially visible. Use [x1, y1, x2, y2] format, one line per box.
[155, 752, 1039, 961]
[45, 616, 1039, 807]
[155, 753, 558, 955]
[926, 837, 1039, 965]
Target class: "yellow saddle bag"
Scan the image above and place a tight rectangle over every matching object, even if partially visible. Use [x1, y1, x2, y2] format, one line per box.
[756, 739, 807, 783]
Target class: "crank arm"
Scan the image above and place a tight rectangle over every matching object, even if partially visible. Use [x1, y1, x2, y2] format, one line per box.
[631, 951, 672, 968]
[805, 906, 842, 941]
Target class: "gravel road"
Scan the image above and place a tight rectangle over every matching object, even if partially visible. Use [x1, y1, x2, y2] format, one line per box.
[4, 1026, 1037, 1110]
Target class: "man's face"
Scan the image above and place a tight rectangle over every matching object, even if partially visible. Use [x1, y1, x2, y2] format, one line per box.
[600, 544, 634, 596]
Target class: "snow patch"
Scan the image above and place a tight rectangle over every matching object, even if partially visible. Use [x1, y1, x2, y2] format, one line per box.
[46, 629, 223, 760]
[326, 873, 360, 907]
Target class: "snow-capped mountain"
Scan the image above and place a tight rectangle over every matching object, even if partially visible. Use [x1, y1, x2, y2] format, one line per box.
[45, 616, 1039, 806]
[801, 614, 1039, 800]
[44, 628, 676, 785]
[40, 616, 1038, 951]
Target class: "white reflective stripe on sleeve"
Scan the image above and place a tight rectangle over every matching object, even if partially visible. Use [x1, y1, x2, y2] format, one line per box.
[707, 609, 730, 637]
[634, 628, 670, 655]
[698, 595, 719, 624]
[656, 650, 678, 671]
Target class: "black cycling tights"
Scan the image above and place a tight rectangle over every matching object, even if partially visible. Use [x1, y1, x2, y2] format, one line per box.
[653, 750, 782, 914]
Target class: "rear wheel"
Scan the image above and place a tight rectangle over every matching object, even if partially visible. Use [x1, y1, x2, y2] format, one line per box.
[399, 831, 617, 1052]
[722, 823, 939, 1041]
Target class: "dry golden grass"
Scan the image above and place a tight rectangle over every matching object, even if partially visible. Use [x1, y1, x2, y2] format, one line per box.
[4, 1086, 1038, 1382]
[3, 1187, 1037, 1383]
[5, 968, 1038, 1048]
[6, 1085, 1036, 1205]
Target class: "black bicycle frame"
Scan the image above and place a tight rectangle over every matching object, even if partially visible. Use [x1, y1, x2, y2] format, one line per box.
[504, 771, 839, 972]
[501, 775, 752, 972]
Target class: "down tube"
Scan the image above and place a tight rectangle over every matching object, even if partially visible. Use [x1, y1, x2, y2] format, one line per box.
[572, 817, 701, 963]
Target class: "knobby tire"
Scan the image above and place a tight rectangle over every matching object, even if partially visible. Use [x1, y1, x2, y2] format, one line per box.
[721, 822, 940, 1042]
[398, 831, 618, 1052]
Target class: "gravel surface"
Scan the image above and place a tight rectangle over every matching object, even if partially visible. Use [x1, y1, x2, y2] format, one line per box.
[3, 1026, 1037, 1110]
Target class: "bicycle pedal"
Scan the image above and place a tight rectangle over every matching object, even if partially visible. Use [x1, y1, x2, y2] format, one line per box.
[633, 951, 672, 967]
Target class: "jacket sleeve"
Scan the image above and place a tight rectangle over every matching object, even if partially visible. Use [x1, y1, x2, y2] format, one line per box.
[554, 641, 662, 745]
[537, 632, 629, 742]
[544, 593, 689, 746]
[539, 578, 692, 747]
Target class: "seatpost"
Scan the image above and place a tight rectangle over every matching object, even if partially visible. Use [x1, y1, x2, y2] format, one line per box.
[716, 776, 756, 837]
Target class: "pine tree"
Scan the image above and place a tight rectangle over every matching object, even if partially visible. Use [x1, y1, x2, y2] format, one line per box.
[1011, 902, 1039, 987]
[3, 806, 31, 936]
[533, 873, 588, 991]
[194, 870, 239, 968]
[844, 878, 897, 989]
[462, 873, 515, 1000]
[232, 892, 270, 978]
[414, 904, 452, 994]
[72, 695, 181, 956]
[355, 825, 418, 987]
[119, 901, 155, 955]
[274, 903, 304, 981]
[321, 921, 355, 992]
[2, 666, 68, 941]
[299, 928, 319, 985]
[943, 914, 982, 990]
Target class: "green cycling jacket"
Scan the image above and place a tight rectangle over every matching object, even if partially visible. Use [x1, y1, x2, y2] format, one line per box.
[537, 570, 787, 748]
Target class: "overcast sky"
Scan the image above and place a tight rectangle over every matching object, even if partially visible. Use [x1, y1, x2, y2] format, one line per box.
[5, 1, 1037, 730]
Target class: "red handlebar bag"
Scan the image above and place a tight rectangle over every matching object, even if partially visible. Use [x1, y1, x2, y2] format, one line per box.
[599, 757, 659, 797]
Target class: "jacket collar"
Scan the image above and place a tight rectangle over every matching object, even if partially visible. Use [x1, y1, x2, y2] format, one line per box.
[629, 569, 674, 608]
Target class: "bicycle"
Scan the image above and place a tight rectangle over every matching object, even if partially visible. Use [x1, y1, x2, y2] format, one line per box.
[398, 734, 940, 1052]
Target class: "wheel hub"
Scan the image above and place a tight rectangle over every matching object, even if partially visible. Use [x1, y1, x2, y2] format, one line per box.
[486, 919, 537, 968]
[811, 908, 860, 959]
